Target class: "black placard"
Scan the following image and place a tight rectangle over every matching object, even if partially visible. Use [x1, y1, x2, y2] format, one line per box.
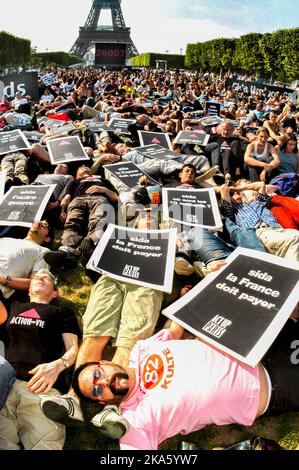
[138, 131, 172, 150]
[95, 43, 127, 66]
[87, 224, 177, 292]
[0, 130, 30, 156]
[163, 248, 299, 366]
[200, 116, 223, 127]
[104, 161, 159, 190]
[205, 101, 221, 117]
[162, 187, 222, 229]
[108, 118, 136, 135]
[173, 131, 210, 146]
[0, 185, 55, 227]
[0, 72, 39, 101]
[23, 130, 43, 143]
[226, 78, 297, 101]
[38, 117, 67, 130]
[46, 136, 90, 164]
[135, 144, 181, 160]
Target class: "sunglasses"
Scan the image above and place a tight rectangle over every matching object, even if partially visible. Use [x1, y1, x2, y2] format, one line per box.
[92, 366, 106, 398]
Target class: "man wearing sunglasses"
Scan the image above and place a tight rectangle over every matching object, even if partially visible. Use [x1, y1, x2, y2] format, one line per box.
[71, 319, 299, 451]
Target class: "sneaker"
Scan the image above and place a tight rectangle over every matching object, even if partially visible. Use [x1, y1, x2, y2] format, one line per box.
[40, 395, 85, 427]
[90, 405, 130, 439]
[225, 173, 232, 185]
[79, 237, 95, 267]
[44, 250, 78, 270]
[174, 257, 194, 276]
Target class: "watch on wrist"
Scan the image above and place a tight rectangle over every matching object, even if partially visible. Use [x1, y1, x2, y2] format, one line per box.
[3, 275, 12, 286]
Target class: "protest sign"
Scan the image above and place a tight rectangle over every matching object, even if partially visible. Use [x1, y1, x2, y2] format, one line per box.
[0, 72, 39, 101]
[163, 248, 299, 366]
[0, 170, 6, 200]
[23, 130, 43, 143]
[87, 224, 177, 292]
[173, 131, 210, 146]
[108, 118, 136, 135]
[104, 161, 159, 190]
[162, 187, 222, 229]
[87, 122, 111, 133]
[200, 116, 223, 127]
[205, 101, 221, 117]
[226, 78, 297, 102]
[138, 131, 173, 150]
[40, 73, 56, 86]
[46, 136, 90, 164]
[50, 123, 75, 135]
[38, 117, 67, 129]
[135, 144, 181, 160]
[0, 130, 30, 156]
[0, 185, 55, 227]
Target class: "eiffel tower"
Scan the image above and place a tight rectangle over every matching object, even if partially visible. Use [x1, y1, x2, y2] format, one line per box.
[70, 0, 139, 60]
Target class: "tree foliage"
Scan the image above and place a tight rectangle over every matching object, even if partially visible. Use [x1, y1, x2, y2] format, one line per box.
[185, 27, 298, 82]
[32, 52, 83, 67]
[131, 53, 185, 69]
[0, 31, 31, 69]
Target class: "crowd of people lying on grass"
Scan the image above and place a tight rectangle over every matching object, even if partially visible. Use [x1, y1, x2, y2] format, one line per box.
[0, 68, 298, 450]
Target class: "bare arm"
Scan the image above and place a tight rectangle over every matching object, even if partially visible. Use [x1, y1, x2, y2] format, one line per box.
[27, 333, 78, 394]
[0, 300, 8, 325]
[0, 274, 32, 292]
[244, 143, 267, 168]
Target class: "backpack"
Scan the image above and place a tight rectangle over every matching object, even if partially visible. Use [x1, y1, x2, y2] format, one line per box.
[270, 173, 299, 197]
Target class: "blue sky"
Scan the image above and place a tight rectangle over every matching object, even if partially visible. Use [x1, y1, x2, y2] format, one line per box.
[0, 0, 298, 54]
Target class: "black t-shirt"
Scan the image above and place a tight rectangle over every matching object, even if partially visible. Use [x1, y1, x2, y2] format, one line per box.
[65, 175, 117, 199]
[5, 301, 81, 390]
[210, 134, 240, 151]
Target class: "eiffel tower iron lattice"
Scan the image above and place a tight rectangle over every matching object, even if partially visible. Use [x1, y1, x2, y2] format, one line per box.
[70, 0, 139, 60]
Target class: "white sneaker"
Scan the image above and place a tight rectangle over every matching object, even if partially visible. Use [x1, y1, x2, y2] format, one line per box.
[91, 405, 130, 439]
[40, 395, 85, 427]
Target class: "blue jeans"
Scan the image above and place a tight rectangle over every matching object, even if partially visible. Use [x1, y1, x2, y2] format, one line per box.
[187, 228, 233, 264]
[0, 356, 15, 410]
[225, 218, 267, 252]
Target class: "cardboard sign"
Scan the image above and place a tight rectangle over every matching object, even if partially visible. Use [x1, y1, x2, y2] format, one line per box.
[0, 185, 55, 227]
[135, 144, 181, 160]
[87, 224, 177, 292]
[205, 101, 221, 117]
[0, 129, 30, 156]
[87, 122, 111, 133]
[41, 73, 56, 86]
[200, 116, 223, 127]
[173, 131, 210, 146]
[163, 248, 299, 366]
[38, 117, 67, 130]
[46, 136, 90, 165]
[138, 131, 173, 150]
[50, 123, 75, 135]
[162, 187, 222, 229]
[226, 78, 297, 102]
[104, 161, 159, 190]
[22, 130, 43, 143]
[108, 118, 136, 135]
[0, 72, 39, 101]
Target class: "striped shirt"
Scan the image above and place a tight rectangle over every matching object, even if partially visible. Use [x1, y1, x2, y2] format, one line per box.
[221, 193, 281, 229]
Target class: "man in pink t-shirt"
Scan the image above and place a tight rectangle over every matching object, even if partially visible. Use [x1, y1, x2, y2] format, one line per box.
[71, 321, 277, 450]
